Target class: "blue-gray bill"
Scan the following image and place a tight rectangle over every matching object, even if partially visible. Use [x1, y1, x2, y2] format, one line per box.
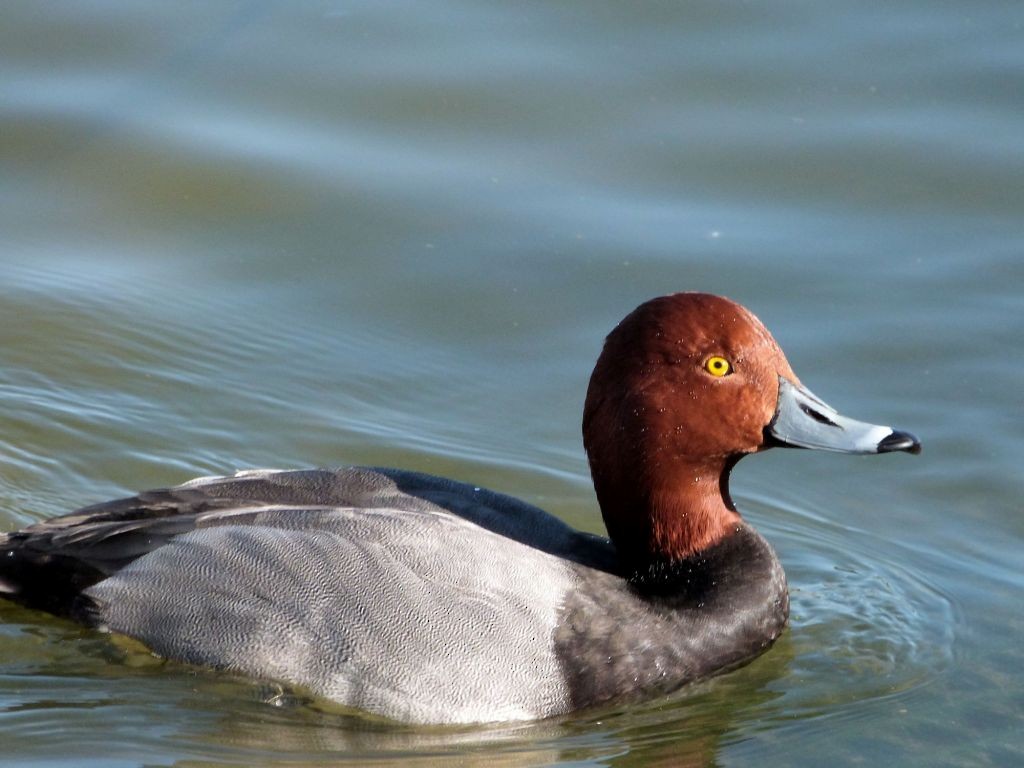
[767, 377, 922, 455]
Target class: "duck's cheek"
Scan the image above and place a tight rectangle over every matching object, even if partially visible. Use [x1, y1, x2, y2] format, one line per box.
[721, 385, 778, 454]
[736, 410, 774, 453]
[683, 388, 763, 457]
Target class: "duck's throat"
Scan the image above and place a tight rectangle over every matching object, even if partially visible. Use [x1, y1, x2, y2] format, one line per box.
[602, 457, 743, 574]
[649, 468, 742, 557]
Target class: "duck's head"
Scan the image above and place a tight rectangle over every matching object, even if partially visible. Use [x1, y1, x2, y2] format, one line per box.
[583, 292, 920, 572]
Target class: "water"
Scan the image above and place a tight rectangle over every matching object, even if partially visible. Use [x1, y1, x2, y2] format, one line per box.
[1, 1, 1021, 765]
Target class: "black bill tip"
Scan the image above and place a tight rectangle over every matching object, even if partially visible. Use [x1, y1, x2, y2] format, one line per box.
[877, 429, 922, 455]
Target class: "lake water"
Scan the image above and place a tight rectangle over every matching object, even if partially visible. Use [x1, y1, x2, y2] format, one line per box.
[1, 1, 1022, 765]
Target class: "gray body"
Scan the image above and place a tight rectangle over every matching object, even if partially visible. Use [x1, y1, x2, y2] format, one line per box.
[1, 467, 788, 724]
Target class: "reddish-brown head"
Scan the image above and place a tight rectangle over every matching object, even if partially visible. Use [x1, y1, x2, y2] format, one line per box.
[583, 292, 798, 570]
[584, 292, 921, 572]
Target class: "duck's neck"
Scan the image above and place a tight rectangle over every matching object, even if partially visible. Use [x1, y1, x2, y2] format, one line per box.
[597, 456, 743, 576]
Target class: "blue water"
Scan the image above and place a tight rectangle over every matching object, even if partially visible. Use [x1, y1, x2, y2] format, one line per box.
[1, 1, 1022, 765]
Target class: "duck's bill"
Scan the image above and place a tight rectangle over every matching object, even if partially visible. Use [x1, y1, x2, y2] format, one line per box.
[767, 377, 921, 455]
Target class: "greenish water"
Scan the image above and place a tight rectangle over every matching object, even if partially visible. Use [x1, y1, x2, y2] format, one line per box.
[1, 1, 1021, 765]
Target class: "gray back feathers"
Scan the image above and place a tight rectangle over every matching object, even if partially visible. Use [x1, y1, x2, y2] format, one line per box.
[84, 469, 581, 723]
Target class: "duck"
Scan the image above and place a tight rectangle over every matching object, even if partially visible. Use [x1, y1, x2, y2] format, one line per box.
[0, 292, 920, 724]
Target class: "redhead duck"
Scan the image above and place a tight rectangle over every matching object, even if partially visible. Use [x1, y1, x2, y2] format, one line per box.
[0, 292, 919, 724]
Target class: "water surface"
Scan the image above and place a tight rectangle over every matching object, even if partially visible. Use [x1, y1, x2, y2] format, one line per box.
[1, 1, 1022, 766]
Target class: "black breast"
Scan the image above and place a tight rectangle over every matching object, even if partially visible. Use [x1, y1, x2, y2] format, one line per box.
[553, 523, 789, 709]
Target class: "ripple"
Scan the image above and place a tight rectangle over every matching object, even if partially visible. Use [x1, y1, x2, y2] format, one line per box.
[740, 488, 959, 724]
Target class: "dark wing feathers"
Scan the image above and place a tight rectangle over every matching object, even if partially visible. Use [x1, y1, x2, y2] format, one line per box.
[0, 466, 617, 622]
[0, 485, 259, 618]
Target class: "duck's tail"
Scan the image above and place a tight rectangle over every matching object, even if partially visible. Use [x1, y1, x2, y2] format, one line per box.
[0, 529, 106, 622]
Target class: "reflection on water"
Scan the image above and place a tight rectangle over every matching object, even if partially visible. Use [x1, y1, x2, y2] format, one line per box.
[2, 0, 1023, 765]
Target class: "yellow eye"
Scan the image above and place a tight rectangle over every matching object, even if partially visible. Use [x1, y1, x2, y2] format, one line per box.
[704, 356, 731, 377]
